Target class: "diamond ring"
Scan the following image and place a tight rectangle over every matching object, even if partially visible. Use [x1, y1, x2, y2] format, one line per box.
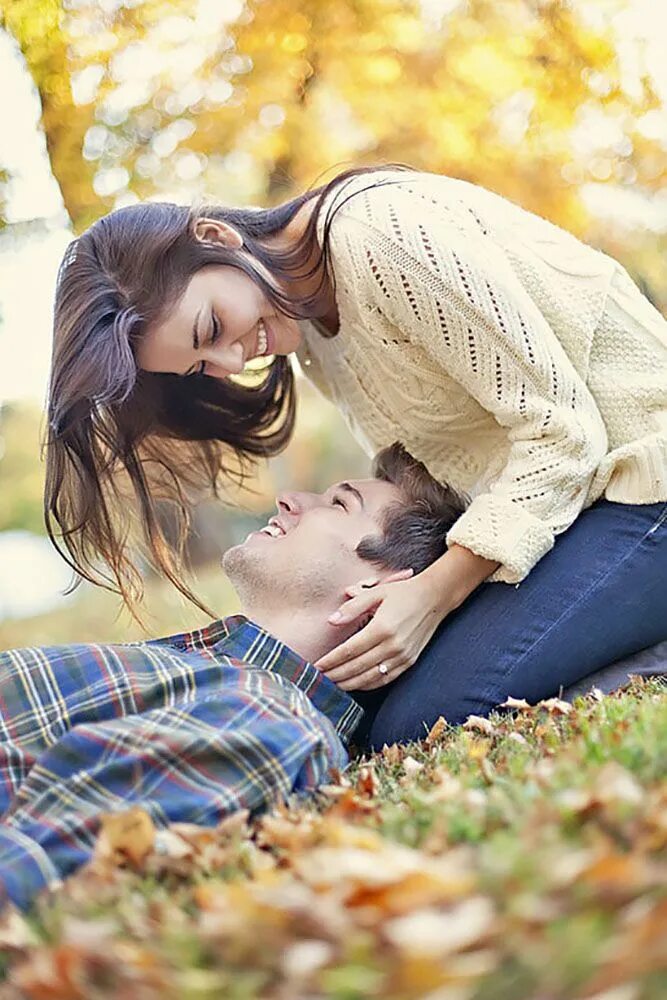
[377, 663, 389, 676]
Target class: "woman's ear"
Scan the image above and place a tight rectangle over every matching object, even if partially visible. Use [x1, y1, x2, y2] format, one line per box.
[193, 217, 243, 249]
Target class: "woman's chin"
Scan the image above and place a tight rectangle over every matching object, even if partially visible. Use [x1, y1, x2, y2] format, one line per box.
[266, 315, 302, 356]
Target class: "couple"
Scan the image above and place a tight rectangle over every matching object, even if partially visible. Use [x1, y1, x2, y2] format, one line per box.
[42, 162, 666, 728]
[0, 443, 659, 911]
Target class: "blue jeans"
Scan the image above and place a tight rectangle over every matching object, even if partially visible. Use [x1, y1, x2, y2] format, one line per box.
[351, 499, 667, 750]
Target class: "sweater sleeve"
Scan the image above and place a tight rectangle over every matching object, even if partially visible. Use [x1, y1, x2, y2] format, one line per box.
[357, 218, 608, 583]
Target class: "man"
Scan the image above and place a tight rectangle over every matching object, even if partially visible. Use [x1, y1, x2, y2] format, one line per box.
[0, 443, 467, 910]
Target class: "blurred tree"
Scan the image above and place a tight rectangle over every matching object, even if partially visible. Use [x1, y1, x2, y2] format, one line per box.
[1, 0, 664, 242]
[0, 402, 45, 534]
[1, 0, 664, 624]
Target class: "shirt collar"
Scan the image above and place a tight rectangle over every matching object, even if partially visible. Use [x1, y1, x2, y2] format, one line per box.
[167, 615, 364, 745]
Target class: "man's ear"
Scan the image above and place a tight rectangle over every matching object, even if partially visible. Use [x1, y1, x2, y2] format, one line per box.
[193, 217, 244, 249]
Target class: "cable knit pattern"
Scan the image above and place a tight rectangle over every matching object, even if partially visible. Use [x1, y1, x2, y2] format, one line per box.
[296, 169, 667, 583]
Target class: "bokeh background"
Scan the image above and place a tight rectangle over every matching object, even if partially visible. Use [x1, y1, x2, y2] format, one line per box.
[0, 0, 665, 646]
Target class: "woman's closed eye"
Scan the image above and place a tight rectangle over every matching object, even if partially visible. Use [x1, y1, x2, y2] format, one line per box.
[187, 311, 223, 378]
[331, 494, 347, 510]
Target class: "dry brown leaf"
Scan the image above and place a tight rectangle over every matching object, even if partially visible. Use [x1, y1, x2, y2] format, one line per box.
[424, 716, 448, 746]
[383, 897, 495, 955]
[463, 716, 496, 735]
[402, 755, 425, 777]
[319, 785, 381, 820]
[355, 764, 379, 797]
[281, 939, 335, 980]
[499, 695, 532, 711]
[382, 741, 404, 765]
[94, 806, 155, 868]
[321, 819, 387, 851]
[580, 851, 649, 895]
[425, 770, 463, 803]
[215, 808, 251, 838]
[593, 762, 644, 808]
[539, 697, 573, 716]
[255, 811, 322, 853]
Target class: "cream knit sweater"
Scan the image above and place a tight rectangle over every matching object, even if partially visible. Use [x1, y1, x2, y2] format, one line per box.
[296, 168, 667, 584]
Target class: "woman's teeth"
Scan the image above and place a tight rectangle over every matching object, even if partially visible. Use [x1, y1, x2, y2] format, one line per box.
[256, 319, 268, 356]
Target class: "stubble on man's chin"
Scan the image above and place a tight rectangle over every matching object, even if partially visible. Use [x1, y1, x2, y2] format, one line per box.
[221, 545, 264, 613]
[222, 543, 333, 616]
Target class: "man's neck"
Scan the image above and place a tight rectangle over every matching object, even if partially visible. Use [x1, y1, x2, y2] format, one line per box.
[239, 603, 351, 666]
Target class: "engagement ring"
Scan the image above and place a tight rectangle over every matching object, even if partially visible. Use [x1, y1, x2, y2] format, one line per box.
[377, 663, 389, 675]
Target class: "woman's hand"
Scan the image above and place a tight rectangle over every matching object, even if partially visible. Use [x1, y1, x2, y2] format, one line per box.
[314, 568, 452, 692]
[314, 545, 500, 692]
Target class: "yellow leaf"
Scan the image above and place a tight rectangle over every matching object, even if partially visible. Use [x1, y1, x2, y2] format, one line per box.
[425, 716, 448, 746]
[95, 806, 155, 867]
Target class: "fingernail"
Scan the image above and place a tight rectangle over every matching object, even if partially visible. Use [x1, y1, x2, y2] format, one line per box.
[329, 612, 342, 623]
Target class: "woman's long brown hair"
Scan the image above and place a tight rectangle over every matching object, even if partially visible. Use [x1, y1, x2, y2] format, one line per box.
[45, 161, 418, 615]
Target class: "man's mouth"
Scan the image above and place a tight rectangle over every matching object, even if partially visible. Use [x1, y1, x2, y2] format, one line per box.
[258, 517, 286, 538]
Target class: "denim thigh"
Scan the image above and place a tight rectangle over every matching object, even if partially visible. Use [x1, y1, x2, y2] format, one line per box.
[352, 499, 667, 749]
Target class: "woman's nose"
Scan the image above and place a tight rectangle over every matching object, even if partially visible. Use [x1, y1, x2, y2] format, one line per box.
[205, 341, 245, 377]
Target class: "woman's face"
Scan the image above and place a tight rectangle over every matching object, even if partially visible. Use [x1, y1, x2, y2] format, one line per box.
[137, 223, 303, 380]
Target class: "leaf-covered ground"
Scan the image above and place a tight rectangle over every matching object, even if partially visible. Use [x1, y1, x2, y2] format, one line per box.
[1, 679, 665, 1000]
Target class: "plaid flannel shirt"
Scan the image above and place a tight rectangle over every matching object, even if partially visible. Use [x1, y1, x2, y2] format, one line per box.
[0, 615, 363, 910]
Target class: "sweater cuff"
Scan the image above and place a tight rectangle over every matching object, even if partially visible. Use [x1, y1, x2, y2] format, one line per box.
[445, 494, 555, 585]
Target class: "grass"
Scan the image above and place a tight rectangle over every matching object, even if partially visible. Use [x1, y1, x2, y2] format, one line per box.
[0, 679, 666, 999]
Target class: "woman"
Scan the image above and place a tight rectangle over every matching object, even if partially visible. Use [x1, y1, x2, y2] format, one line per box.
[46, 162, 667, 748]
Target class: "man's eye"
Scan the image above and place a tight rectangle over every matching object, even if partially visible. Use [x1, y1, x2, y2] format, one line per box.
[211, 312, 222, 345]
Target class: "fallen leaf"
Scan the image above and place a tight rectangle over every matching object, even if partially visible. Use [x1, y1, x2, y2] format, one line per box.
[463, 716, 496, 735]
[539, 697, 573, 716]
[95, 807, 155, 868]
[382, 742, 404, 765]
[402, 755, 425, 777]
[424, 716, 448, 746]
[594, 762, 644, 808]
[281, 939, 334, 980]
[356, 764, 379, 797]
[384, 897, 495, 955]
[499, 695, 532, 711]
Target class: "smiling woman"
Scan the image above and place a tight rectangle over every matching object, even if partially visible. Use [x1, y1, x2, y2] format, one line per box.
[45, 163, 410, 611]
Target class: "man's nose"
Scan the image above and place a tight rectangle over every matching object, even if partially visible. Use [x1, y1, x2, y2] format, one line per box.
[276, 491, 319, 516]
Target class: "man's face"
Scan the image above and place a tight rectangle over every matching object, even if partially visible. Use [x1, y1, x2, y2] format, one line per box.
[222, 477, 403, 611]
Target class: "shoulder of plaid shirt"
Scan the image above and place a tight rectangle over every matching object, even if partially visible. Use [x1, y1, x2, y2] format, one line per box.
[0, 614, 363, 910]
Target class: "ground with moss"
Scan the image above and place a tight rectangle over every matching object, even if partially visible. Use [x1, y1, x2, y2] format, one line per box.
[1, 679, 665, 1000]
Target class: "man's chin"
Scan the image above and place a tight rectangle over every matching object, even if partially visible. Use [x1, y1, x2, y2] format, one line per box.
[221, 541, 248, 577]
[221, 531, 267, 571]
[221, 535, 273, 602]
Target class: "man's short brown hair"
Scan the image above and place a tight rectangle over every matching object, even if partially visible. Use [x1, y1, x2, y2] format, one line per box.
[356, 442, 469, 574]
